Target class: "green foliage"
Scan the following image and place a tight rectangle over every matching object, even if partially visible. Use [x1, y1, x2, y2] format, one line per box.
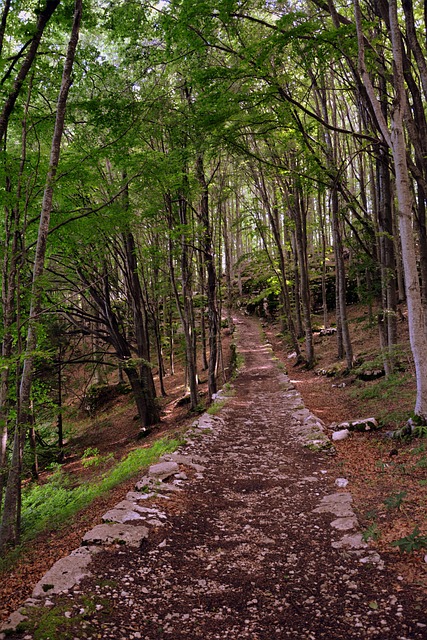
[411, 442, 427, 455]
[84, 383, 130, 415]
[362, 522, 380, 542]
[414, 456, 427, 469]
[390, 527, 427, 553]
[80, 447, 114, 469]
[353, 344, 408, 377]
[383, 491, 407, 511]
[378, 410, 414, 430]
[207, 399, 226, 415]
[81, 447, 99, 459]
[20, 438, 180, 541]
[350, 373, 410, 402]
[412, 424, 427, 438]
[229, 342, 244, 380]
[17, 593, 111, 640]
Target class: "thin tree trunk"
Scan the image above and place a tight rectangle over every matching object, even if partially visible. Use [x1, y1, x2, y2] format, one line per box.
[165, 193, 199, 409]
[291, 232, 304, 339]
[293, 191, 315, 367]
[0, 0, 11, 58]
[318, 190, 329, 329]
[196, 155, 219, 401]
[122, 230, 159, 426]
[221, 196, 235, 333]
[0, 0, 82, 551]
[0, 0, 61, 143]
[332, 185, 353, 368]
[198, 254, 209, 371]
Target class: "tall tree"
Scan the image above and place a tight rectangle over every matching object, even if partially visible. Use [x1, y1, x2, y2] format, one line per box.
[0, 0, 83, 551]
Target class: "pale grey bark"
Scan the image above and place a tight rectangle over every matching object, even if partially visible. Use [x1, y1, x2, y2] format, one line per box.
[354, 0, 427, 418]
[388, 0, 427, 418]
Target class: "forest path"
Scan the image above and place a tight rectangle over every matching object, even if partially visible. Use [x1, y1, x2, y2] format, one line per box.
[7, 315, 427, 639]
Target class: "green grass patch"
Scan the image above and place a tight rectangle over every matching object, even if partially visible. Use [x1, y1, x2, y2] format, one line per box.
[350, 373, 411, 402]
[20, 437, 180, 543]
[207, 400, 226, 415]
[16, 594, 111, 640]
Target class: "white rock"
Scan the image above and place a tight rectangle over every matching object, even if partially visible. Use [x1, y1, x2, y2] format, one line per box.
[335, 477, 349, 488]
[313, 501, 354, 517]
[321, 492, 352, 504]
[332, 429, 350, 441]
[0, 610, 28, 634]
[331, 533, 368, 550]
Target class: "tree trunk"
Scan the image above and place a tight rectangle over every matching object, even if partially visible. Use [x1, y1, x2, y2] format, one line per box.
[291, 232, 304, 339]
[122, 230, 159, 426]
[0, 0, 61, 143]
[376, 142, 397, 373]
[0, 0, 82, 551]
[318, 190, 330, 329]
[196, 154, 219, 401]
[332, 185, 353, 368]
[293, 192, 315, 367]
[222, 196, 235, 333]
[389, 0, 427, 417]
[165, 193, 199, 409]
[354, 0, 427, 418]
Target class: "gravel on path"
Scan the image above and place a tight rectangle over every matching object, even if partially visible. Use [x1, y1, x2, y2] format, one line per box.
[4, 315, 427, 639]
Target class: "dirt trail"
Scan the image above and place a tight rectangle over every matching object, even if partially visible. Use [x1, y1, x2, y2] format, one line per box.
[6, 316, 427, 639]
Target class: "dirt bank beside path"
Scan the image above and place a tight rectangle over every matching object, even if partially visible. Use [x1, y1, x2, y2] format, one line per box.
[5, 315, 427, 639]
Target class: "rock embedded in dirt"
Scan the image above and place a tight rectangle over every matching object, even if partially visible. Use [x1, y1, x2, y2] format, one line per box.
[32, 546, 100, 597]
[147, 461, 179, 480]
[357, 369, 385, 381]
[335, 477, 349, 488]
[319, 327, 337, 336]
[331, 533, 368, 550]
[101, 500, 167, 525]
[330, 516, 358, 531]
[323, 492, 353, 504]
[313, 493, 354, 518]
[81, 523, 149, 547]
[165, 453, 206, 472]
[339, 417, 379, 432]
[332, 429, 350, 441]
